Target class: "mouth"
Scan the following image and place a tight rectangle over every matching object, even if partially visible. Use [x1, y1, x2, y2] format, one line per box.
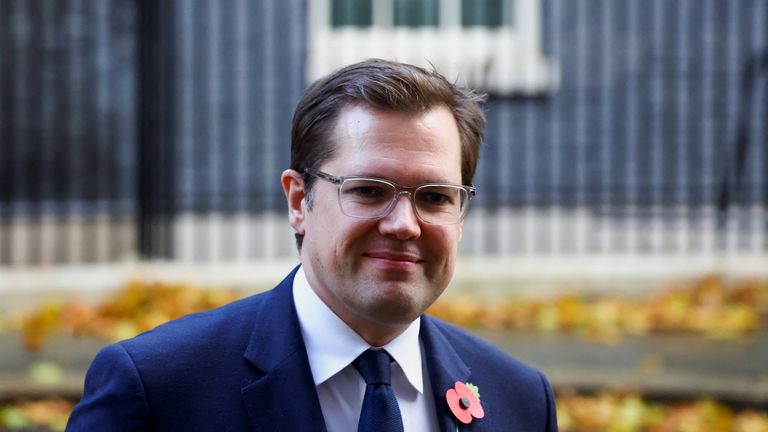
[363, 251, 424, 267]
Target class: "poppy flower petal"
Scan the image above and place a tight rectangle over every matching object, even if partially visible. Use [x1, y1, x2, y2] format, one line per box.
[469, 399, 485, 419]
[447, 381, 486, 424]
[454, 381, 471, 397]
[446, 388, 473, 424]
[455, 382, 484, 419]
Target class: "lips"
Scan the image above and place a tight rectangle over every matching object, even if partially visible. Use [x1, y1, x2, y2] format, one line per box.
[364, 250, 423, 264]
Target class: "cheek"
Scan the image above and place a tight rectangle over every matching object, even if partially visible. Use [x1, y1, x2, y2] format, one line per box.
[442, 225, 463, 248]
[327, 219, 379, 258]
[425, 227, 462, 262]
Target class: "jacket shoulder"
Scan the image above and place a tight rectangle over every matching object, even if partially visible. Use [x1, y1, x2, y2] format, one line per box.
[120, 289, 270, 356]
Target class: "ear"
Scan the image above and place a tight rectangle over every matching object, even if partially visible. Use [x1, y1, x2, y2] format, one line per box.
[281, 169, 306, 235]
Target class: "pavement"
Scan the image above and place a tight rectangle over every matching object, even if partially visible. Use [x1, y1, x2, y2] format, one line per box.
[1, 329, 766, 407]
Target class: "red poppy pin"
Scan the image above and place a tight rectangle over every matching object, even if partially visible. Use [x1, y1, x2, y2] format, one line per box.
[446, 381, 484, 426]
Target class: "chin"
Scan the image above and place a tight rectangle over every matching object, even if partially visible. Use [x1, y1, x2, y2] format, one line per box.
[367, 292, 432, 323]
[368, 308, 422, 328]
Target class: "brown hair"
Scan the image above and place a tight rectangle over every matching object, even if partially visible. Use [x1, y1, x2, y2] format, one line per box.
[291, 58, 486, 188]
[290, 59, 486, 248]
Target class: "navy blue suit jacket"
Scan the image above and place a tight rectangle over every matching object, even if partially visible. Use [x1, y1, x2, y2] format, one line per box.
[67, 267, 557, 431]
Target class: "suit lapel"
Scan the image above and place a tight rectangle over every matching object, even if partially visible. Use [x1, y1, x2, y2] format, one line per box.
[241, 267, 327, 431]
[420, 317, 473, 432]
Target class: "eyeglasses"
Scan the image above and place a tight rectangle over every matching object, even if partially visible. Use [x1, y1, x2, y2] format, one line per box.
[304, 169, 476, 225]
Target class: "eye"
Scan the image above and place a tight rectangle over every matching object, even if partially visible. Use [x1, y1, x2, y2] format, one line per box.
[341, 180, 392, 201]
[352, 185, 383, 198]
[423, 192, 450, 204]
[417, 188, 456, 206]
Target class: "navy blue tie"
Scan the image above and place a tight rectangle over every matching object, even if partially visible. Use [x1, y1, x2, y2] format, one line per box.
[353, 349, 405, 432]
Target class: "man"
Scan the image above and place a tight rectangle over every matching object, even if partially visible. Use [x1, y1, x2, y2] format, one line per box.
[67, 59, 558, 431]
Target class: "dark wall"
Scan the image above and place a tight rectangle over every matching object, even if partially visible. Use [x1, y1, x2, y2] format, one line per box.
[167, 0, 305, 214]
[1, 0, 137, 217]
[2, 0, 766, 220]
[477, 0, 767, 211]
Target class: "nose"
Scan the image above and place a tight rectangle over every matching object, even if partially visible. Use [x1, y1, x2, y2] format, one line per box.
[378, 194, 421, 240]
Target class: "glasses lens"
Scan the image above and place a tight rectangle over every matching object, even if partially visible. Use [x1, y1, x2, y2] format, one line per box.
[414, 186, 467, 224]
[339, 178, 396, 218]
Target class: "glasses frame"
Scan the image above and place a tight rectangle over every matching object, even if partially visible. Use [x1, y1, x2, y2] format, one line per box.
[304, 168, 476, 225]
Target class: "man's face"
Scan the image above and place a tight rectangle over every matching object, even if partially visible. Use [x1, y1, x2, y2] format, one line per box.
[287, 104, 465, 342]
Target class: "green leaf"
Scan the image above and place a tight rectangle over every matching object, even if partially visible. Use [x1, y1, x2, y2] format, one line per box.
[466, 382, 480, 401]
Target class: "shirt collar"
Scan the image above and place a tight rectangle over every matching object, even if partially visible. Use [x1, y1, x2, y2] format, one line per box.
[292, 266, 424, 393]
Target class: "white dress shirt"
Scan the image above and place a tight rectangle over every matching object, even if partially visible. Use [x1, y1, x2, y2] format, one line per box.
[292, 266, 439, 432]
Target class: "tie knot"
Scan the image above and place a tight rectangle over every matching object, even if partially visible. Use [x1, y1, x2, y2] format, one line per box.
[353, 349, 393, 386]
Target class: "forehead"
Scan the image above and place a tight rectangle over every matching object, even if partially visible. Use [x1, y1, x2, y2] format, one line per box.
[326, 104, 462, 183]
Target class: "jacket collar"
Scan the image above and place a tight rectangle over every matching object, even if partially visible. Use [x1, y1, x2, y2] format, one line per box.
[420, 316, 473, 431]
[241, 266, 328, 431]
